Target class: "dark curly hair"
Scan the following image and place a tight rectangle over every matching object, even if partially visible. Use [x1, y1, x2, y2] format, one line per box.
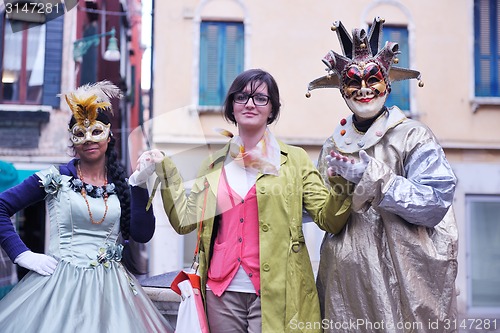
[69, 112, 130, 239]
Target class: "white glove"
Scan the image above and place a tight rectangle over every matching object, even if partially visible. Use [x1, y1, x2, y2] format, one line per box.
[128, 149, 165, 186]
[14, 251, 58, 276]
[326, 150, 371, 184]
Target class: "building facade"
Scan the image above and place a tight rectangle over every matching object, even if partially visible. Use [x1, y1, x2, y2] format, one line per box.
[149, 0, 500, 323]
[0, 0, 144, 283]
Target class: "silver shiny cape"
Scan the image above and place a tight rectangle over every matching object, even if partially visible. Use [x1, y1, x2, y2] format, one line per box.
[316, 107, 458, 333]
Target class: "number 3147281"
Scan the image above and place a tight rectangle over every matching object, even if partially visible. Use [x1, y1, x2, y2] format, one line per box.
[444, 319, 497, 330]
[5, 2, 61, 15]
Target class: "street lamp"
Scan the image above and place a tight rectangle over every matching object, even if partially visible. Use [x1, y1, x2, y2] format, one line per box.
[73, 27, 120, 63]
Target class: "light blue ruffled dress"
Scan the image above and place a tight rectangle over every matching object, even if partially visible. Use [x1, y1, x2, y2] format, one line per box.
[0, 166, 172, 332]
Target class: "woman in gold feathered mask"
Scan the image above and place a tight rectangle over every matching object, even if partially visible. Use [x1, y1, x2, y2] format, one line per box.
[0, 81, 174, 332]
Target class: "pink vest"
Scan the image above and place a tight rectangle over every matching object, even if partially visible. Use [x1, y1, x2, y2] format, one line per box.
[206, 169, 260, 296]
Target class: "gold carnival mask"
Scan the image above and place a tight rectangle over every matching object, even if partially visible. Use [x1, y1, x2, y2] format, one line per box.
[64, 81, 122, 145]
[69, 120, 111, 145]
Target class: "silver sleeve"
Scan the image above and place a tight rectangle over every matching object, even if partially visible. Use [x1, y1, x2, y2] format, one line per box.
[354, 141, 457, 227]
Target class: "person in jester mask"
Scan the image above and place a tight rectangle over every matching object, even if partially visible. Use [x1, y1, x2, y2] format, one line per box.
[306, 17, 458, 332]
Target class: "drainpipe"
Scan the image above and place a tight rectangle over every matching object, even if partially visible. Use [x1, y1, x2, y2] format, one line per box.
[148, 0, 155, 133]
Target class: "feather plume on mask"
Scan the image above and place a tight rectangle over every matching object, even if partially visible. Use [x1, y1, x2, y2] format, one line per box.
[64, 80, 123, 127]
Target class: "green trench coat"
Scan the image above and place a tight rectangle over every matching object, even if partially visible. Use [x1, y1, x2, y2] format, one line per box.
[156, 140, 352, 333]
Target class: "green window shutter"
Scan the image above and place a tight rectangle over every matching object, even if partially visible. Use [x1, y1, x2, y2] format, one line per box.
[383, 26, 410, 111]
[199, 21, 244, 106]
[221, 23, 244, 102]
[474, 0, 500, 97]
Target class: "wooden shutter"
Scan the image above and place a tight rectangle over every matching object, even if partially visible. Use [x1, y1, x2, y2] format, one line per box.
[221, 23, 244, 104]
[474, 0, 500, 97]
[42, 12, 64, 107]
[383, 26, 410, 111]
[79, 24, 98, 86]
[199, 21, 244, 106]
[199, 22, 220, 106]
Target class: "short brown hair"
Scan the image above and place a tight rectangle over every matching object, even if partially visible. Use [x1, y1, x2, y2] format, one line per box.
[223, 69, 281, 125]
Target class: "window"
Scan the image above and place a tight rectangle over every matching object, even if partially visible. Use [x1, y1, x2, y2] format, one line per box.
[381, 25, 411, 111]
[199, 21, 244, 107]
[0, 11, 63, 107]
[1, 20, 45, 104]
[474, 0, 500, 97]
[467, 195, 500, 311]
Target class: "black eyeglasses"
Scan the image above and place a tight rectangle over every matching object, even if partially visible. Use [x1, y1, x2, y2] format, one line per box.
[233, 93, 270, 106]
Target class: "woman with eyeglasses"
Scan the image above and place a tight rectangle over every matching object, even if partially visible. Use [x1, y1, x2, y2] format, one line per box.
[130, 68, 353, 332]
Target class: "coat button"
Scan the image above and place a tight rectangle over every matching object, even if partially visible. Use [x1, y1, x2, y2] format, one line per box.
[261, 224, 269, 232]
[238, 237, 242, 243]
[262, 263, 270, 271]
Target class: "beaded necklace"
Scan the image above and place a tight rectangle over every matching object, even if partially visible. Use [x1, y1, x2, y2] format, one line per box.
[77, 163, 109, 225]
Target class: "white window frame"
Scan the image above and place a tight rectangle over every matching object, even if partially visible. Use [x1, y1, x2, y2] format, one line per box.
[466, 194, 500, 315]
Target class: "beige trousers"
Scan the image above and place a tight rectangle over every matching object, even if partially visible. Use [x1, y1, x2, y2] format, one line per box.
[206, 290, 262, 333]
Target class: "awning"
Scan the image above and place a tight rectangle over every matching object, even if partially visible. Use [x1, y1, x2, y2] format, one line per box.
[0, 160, 40, 193]
[0, 160, 18, 193]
